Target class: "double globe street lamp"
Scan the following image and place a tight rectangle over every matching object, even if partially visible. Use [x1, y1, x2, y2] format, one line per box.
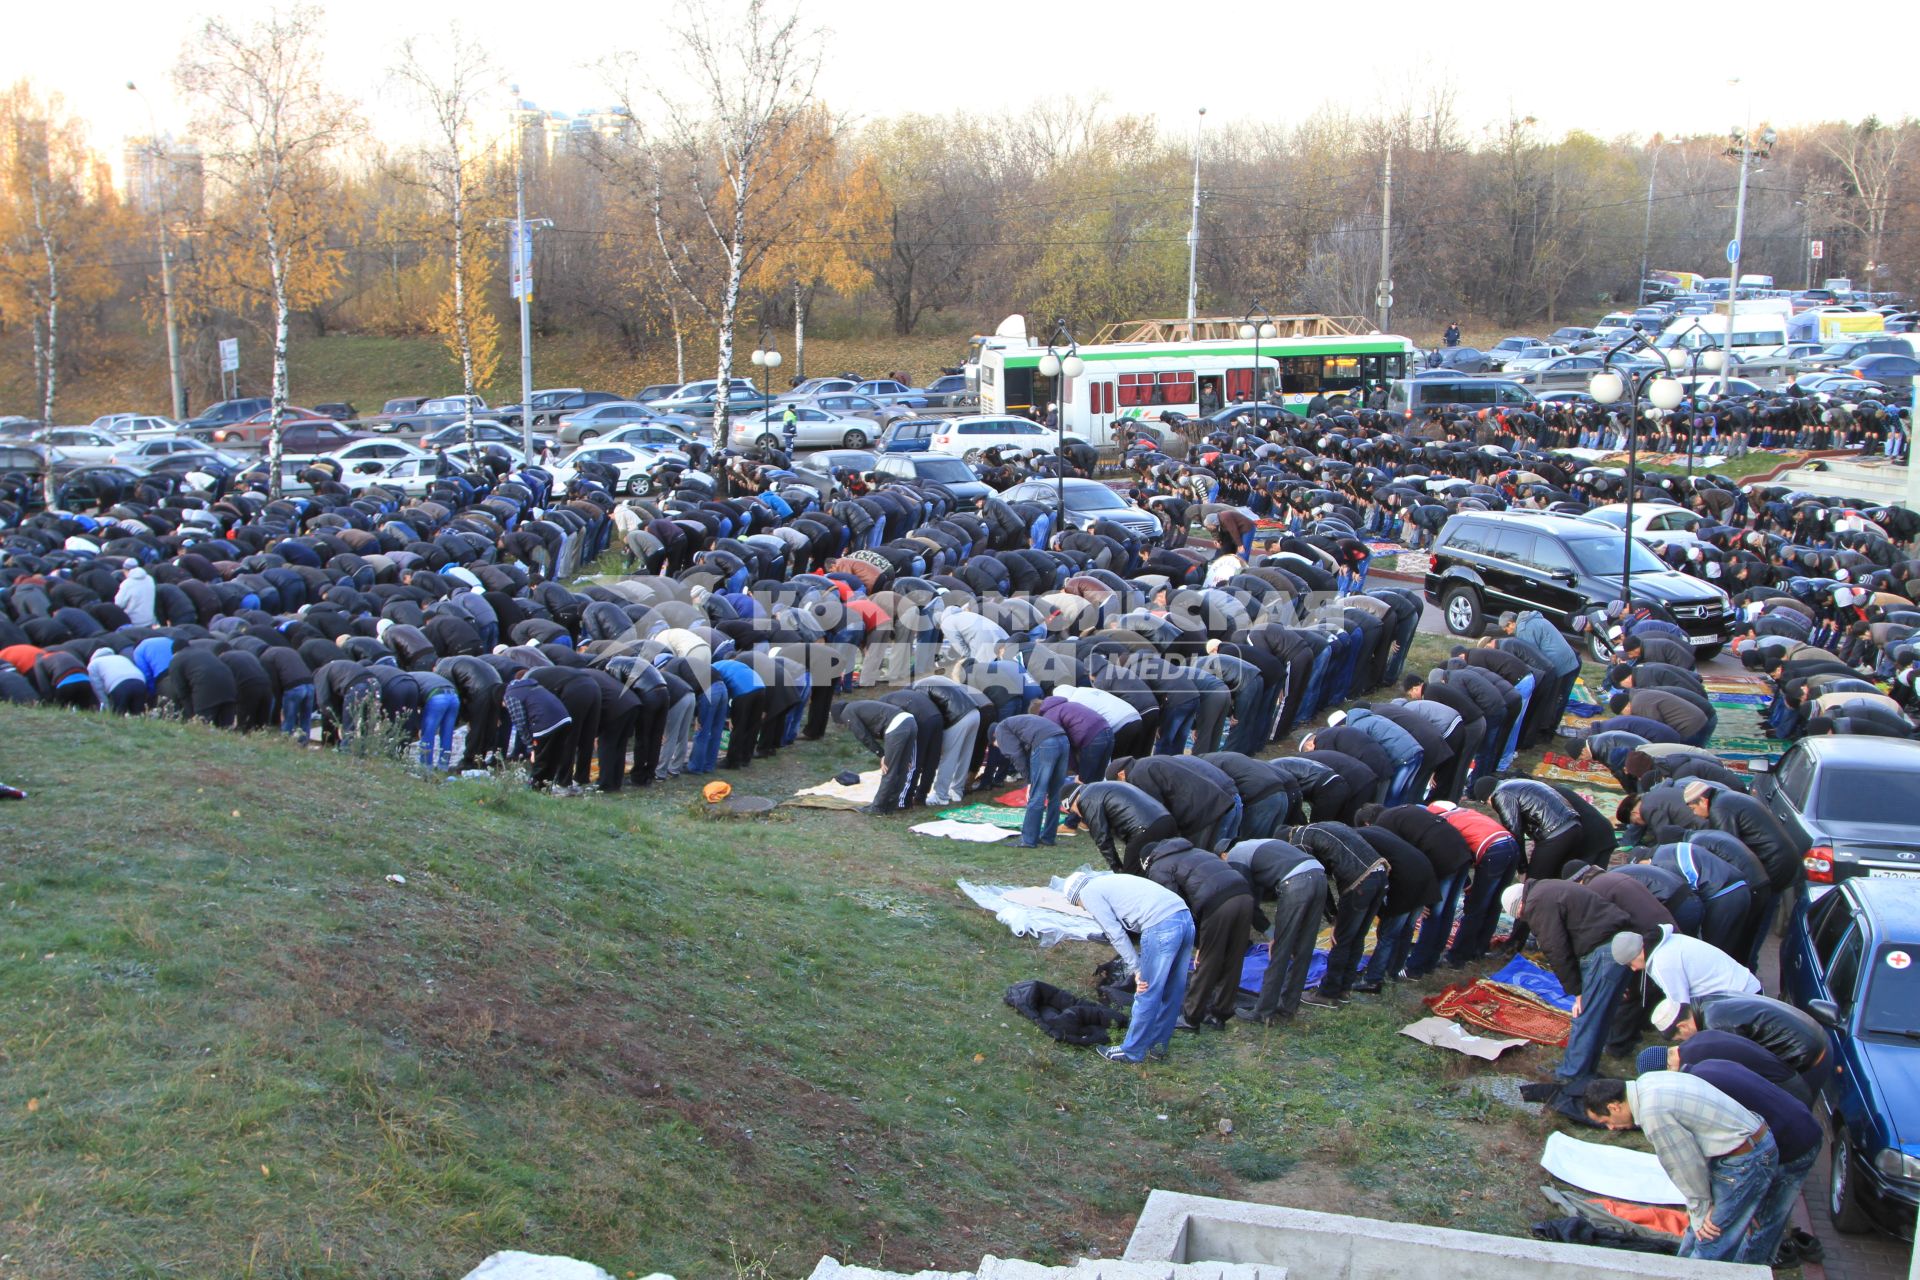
[1035, 318, 1084, 542]
[1588, 344, 1685, 607]
[1662, 320, 1727, 480]
[1239, 304, 1278, 415]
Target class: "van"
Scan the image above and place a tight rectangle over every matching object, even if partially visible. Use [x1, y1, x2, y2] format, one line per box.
[1388, 377, 1537, 418]
[1654, 314, 1789, 361]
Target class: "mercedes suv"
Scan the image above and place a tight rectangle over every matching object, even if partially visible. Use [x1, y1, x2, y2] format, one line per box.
[1423, 511, 1731, 656]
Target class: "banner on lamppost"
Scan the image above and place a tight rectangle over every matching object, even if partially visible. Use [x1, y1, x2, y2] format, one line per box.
[218, 338, 239, 373]
[1810, 240, 1824, 261]
[509, 221, 533, 299]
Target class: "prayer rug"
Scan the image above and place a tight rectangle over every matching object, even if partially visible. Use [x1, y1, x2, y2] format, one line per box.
[1425, 979, 1571, 1046]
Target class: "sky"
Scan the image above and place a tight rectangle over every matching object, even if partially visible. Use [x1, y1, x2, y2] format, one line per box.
[12, 0, 1920, 175]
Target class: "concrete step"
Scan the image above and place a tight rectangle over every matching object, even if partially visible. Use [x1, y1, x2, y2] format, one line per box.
[805, 1259, 974, 1280]
[1767, 463, 1909, 505]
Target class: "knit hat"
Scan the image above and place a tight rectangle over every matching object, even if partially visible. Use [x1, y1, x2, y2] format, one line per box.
[1500, 883, 1526, 920]
[1106, 756, 1135, 780]
[1061, 869, 1096, 905]
[1682, 780, 1713, 805]
[1637, 1045, 1670, 1076]
[1610, 931, 1645, 966]
[1651, 998, 1684, 1033]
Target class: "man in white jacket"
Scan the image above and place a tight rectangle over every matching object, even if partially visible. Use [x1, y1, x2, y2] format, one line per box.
[115, 565, 156, 627]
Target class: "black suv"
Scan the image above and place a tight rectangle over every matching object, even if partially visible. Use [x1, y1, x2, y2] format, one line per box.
[1423, 511, 1731, 657]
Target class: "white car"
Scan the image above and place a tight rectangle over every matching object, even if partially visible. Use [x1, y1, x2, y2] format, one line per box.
[923, 415, 1057, 462]
[344, 455, 441, 495]
[1579, 501, 1706, 549]
[33, 426, 127, 465]
[552, 442, 687, 496]
[729, 405, 888, 450]
[597, 421, 702, 453]
[315, 437, 431, 479]
[111, 437, 210, 468]
[91, 413, 179, 438]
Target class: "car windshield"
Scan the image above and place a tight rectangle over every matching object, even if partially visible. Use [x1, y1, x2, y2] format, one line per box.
[1863, 944, 1920, 1039]
[914, 459, 974, 483]
[1810, 765, 1920, 825]
[1564, 535, 1666, 575]
[1065, 486, 1129, 512]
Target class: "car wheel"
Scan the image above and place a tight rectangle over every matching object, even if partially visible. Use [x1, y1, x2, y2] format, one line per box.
[1440, 585, 1485, 638]
[1587, 628, 1616, 665]
[963, 448, 983, 464]
[841, 429, 869, 448]
[756, 433, 781, 450]
[625, 474, 649, 497]
[1829, 1130, 1873, 1233]
[577, 430, 597, 442]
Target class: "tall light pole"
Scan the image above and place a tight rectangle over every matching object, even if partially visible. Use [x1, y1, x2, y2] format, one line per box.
[1636, 135, 1666, 308]
[126, 82, 185, 422]
[1722, 84, 1775, 400]
[1377, 140, 1394, 333]
[1661, 319, 1726, 483]
[1185, 107, 1205, 337]
[1239, 302, 1276, 411]
[501, 88, 554, 466]
[1036, 318, 1084, 536]
[1590, 336, 1684, 606]
[750, 332, 783, 448]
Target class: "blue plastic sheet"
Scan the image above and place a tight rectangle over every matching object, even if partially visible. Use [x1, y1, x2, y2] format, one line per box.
[1489, 953, 1575, 1012]
[1237, 942, 1331, 994]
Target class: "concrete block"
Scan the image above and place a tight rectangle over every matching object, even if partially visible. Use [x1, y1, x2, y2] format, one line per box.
[1123, 1189, 1770, 1280]
[456, 1253, 619, 1280]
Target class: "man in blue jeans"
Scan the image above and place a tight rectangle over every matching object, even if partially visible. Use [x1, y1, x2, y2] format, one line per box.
[417, 681, 463, 771]
[1585, 1073, 1780, 1263]
[994, 713, 1071, 847]
[1066, 870, 1194, 1064]
[1507, 878, 1633, 1087]
[1679, 1059, 1823, 1267]
[688, 680, 730, 774]
[1427, 801, 1523, 967]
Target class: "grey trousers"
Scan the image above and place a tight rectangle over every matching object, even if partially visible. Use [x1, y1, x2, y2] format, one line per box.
[1246, 868, 1329, 1020]
[657, 691, 696, 777]
[929, 710, 980, 805]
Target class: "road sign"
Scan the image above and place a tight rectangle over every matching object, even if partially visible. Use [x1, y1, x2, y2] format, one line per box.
[1810, 240, 1824, 261]
[218, 338, 239, 373]
[1725, 239, 1740, 264]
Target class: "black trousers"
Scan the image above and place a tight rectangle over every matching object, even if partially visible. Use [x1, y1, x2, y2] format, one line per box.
[803, 681, 836, 740]
[1187, 894, 1256, 1023]
[1323, 867, 1388, 999]
[529, 727, 575, 786]
[628, 691, 667, 786]
[596, 705, 639, 792]
[557, 686, 602, 787]
[722, 689, 766, 769]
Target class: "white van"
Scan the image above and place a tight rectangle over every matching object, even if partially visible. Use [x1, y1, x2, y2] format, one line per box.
[1653, 314, 1789, 363]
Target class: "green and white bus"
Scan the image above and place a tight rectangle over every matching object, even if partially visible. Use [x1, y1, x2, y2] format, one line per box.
[975, 333, 1417, 448]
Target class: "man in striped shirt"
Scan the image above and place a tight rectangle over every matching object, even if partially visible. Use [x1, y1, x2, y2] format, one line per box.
[1584, 1072, 1780, 1262]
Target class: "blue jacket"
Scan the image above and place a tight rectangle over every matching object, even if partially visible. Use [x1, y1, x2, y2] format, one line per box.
[1341, 706, 1423, 767]
[1514, 610, 1581, 677]
[711, 659, 765, 698]
[504, 677, 572, 741]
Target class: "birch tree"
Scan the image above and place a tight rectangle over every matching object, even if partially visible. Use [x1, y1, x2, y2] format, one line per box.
[609, 0, 824, 450]
[177, 6, 355, 498]
[1823, 117, 1912, 295]
[394, 27, 501, 449]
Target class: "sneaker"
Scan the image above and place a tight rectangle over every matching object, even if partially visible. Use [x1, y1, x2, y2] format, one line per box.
[1097, 1046, 1141, 1063]
[1352, 980, 1384, 995]
[1146, 1045, 1169, 1061]
[1174, 1016, 1199, 1032]
[1301, 993, 1342, 1009]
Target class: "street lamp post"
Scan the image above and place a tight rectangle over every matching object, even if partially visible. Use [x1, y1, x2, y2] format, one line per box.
[1185, 108, 1206, 336]
[126, 82, 186, 422]
[750, 337, 783, 448]
[1661, 319, 1727, 482]
[1637, 136, 1667, 308]
[1238, 302, 1277, 414]
[1036, 318, 1084, 542]
[1723, 111, 1776, 398]
[1590, 337, 1685, 607]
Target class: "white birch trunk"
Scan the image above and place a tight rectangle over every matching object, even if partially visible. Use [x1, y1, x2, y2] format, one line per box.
[266, 210, 289, 502]
[792, 279, 805, 383]
[452, 167, 476, 452]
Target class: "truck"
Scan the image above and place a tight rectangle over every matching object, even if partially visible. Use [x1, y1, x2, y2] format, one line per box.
[1789, 309, 1889, 344]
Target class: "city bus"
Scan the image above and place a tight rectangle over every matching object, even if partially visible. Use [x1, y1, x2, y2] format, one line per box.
[975, 332, 1417, 448]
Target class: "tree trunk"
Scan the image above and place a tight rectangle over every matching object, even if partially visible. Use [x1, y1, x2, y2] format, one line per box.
[792, 279, 806, 382]
[266, 211, 290, 502]
[713, 186, 750, 457]
[452, 171, 476, 453]
[31, 179, 61, 424]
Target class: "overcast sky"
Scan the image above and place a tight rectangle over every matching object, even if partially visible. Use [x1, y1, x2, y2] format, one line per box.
[14, 0, 1920, 171]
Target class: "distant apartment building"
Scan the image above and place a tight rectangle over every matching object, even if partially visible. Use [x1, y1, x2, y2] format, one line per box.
[124, 136, 204, 218]
[508, 99, 635, 171]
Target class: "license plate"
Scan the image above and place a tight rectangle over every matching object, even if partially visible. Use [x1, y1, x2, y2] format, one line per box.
[1869, 868, 1920, 880]
[1692, 635, 1722, 644]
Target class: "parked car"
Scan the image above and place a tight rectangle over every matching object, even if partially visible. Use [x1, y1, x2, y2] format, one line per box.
[30, 427, 126, 466]
[1424, 345, 1493, 374]
[1423, 510, 1730, 658]
[1499, 344, 1574, 373]
[1751, 736, 1920, 891]
[0, 442, 48, 477]
[871, 452, 991, 503]
[181, 397, 271, 438]
[1549, 327, 1597, 346]
[1001, 477, 1162, 543]
[773, 377, 859, 403]
[360, 396, 432, 433]
[384, 395, 492, 437]
[852, 379, 931, 408]
[644, 379, 762, 419]
[418, 421, 524, 451]
[799, 448, 878, 477]
[111, 437, 211, 469]
[1485, 336, 1550, 370]
[1841, 354, 1920, 392]
[1388, 377, 1537, 417]
[920, 373, 975, 408]
[274, 419, 368, 460]
[1676, 375, 1767, 398]
[879, 417, 941, 453]
[1503, 354, 1608, 390]
[632, 383, 682, 405]
[1778, 876, 1920, 1237]
[193, 406, 336, 448]
[343, 454, 441, 496]
[553, 401, 680, 445]
[495, 388, 622, 429]
[552, 442, 690, 496]
[312, 402, 356, 421]
[596, 421, 701, 454]
[316, 438, 430, 480]
[925, 414, 1057, 462]
[1578, 501, 1707, 549]
[729, 403, 889, 450]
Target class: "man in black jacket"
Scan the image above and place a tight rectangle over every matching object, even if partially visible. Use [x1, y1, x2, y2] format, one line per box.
[1685, 780, 1806, 972]
[1281, 822, 1387, 1006]
[1224, 837, 1326, 1024]
[835, 699, 919, 814]
[1070, 780, 1179, 875]
[1402, 672, 1486, 802]
[1201, 751, 1298, 841]
[161, 646, 239, 728]
[435, 654, 504, 769]
[1142, 837, 1254, 1029]
[1113, 755, 1240, 849]
[1354, 822, 1437, 991]
[1268, 755, 1352, 825]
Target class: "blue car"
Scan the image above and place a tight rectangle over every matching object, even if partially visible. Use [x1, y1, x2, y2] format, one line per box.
[879, 418, 941, 453]
[1780, 877, 1920, 1238]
